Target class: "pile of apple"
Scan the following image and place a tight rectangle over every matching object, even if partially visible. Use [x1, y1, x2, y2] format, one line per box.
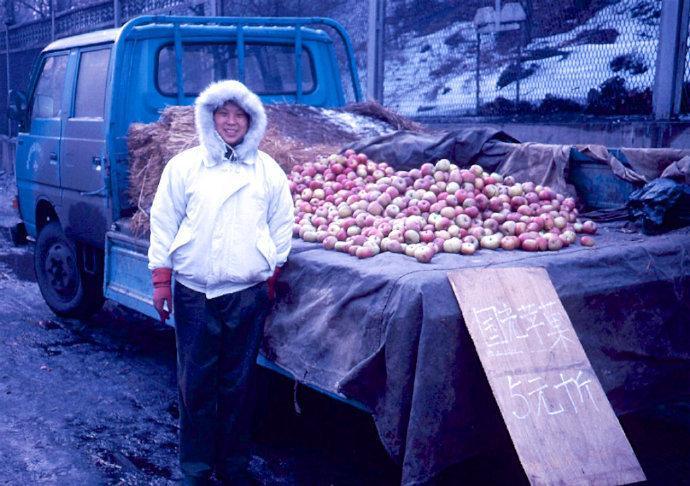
[289, 150, 598, 263]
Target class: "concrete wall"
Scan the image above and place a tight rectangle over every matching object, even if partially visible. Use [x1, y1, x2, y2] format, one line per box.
[427, 119, 690, 148]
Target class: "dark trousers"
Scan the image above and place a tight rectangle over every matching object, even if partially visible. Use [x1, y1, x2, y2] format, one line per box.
[173, 281, 269, 483]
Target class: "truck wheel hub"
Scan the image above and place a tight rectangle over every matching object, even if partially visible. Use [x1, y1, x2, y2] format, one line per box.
[45, 243, 76, 296]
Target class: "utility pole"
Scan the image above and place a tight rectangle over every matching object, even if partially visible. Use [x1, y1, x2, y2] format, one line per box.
[367, 0, 385, 103]
[653, 0, 690, 119]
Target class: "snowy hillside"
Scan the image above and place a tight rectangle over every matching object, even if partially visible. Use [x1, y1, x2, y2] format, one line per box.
[384, 0, 661, 116]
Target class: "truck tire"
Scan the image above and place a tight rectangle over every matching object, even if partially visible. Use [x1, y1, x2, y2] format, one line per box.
[34, 222, 104, 318]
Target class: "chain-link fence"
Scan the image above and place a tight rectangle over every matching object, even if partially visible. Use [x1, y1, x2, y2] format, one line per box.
[2, 0, 690, 137]
[384, 0, 661, 119]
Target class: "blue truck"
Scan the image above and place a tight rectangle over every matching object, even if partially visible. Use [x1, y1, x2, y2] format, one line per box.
[9, 15, 362, 321]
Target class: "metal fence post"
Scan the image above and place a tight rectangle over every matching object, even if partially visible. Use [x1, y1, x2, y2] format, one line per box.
[366, 0, 385, 103]
[4, 24, 10, 137]
[516, 25, 522, 106]
[114, 0, 120, 27]
[653, 0, 690, 119]
[476, 32, 481, 115]
[207, 0, 218, 16]
[50, 0, 55, 40]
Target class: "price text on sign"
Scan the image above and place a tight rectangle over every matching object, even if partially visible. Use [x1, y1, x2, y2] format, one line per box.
[448, 267, 645, 486]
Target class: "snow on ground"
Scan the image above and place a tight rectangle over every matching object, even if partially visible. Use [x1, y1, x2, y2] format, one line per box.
[318, 107, 396, 137]
[385, 0, 661, 116]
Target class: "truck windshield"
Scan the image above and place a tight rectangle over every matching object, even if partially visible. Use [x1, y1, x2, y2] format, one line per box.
[157, 42, 315, 97]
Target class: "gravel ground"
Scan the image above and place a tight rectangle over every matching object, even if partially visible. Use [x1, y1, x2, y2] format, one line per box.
[0, 233, 402, 485]
[0, 172, 688, 485]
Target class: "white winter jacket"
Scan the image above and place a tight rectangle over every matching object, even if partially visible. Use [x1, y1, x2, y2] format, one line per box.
[147, 80, 293, 298]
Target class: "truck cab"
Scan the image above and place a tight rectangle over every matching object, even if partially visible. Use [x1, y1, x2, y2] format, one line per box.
[10, 15, 362, 317]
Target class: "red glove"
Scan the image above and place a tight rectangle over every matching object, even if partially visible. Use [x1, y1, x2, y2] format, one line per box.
[267, 266, 282, 301]
[152, 267, 173, 323]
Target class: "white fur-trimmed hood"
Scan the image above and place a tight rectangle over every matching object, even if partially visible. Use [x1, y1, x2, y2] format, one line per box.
[194, 80, 267, 167]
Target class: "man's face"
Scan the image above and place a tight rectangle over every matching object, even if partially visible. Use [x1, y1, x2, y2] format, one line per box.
[213, 102, 249, 146]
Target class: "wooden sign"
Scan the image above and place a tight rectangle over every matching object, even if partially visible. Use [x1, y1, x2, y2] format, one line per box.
[448, 267, 645, 485]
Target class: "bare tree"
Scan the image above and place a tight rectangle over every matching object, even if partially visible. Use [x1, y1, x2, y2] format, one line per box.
[7, 0, 52, 22]
[222, 0, 345, 17]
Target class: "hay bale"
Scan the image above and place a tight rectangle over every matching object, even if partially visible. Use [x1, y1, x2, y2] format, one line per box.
[344, 101, 426, 132]
[127, 103, 421, 234]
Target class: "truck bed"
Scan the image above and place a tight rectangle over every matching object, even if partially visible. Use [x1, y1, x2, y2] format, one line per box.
[263, 224, 690, 485]
[105, 218, 690, 485]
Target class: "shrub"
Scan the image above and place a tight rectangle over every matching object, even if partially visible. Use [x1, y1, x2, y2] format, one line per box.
[585, 76, 652, 115]
[524, 48, 570, 62]
[479, 97, 535, 116]
[563, 28, 619, 46]
[610, 52, 648, 75]
[630, 0, 661, 24]
[444, 31, 467, 48]
[535, 94, 583, 115]
[496, 63, 538, 89]
[430, 58, 466, 77]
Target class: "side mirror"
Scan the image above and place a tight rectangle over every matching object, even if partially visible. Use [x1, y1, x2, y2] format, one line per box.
[8, 89, 28, 130]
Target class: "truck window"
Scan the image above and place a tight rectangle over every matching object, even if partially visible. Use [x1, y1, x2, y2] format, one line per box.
[157, 43, 314, 96]
[74, 48, 110, 118]
[31, 54, 68, 119]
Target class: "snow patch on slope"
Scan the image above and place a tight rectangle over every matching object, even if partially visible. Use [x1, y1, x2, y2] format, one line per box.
[385, 0, 660, 116]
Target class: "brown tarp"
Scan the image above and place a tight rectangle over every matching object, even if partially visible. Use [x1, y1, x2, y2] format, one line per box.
[620, 147, 690, 181]
[496, 142, 574, 195]
[498, 144, 690, 189]
[347, 130, 690, 199]
[660, 155, 690, 184]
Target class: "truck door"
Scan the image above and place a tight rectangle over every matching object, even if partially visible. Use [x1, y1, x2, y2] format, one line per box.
[15, 53, 69, 223]
[59, 46, 111, 247]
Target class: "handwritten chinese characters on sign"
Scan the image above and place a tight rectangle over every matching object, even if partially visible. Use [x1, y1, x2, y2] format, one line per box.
[448, 267, 644, 486]
[473, 300, 575, 357]
[507, 370, 599, 420]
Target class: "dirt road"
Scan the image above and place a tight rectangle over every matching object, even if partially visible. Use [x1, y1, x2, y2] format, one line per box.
[0, 228, 402, 484]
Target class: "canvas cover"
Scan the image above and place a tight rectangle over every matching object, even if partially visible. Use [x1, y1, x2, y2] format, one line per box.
[263, 224, 690, 485]
[346, 130, 690, 199]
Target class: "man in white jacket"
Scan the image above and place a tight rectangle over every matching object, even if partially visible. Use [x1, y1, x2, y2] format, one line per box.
[148, 80, 293, 485]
